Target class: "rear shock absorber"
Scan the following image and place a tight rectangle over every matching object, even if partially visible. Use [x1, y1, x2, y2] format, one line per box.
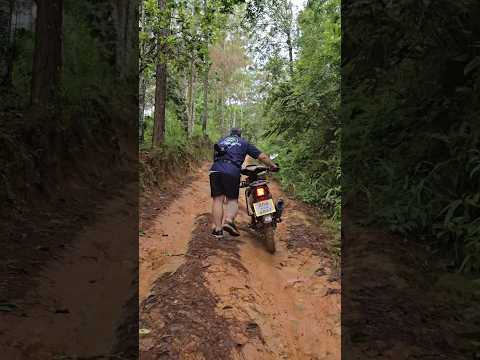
[275, 199, 285, 221]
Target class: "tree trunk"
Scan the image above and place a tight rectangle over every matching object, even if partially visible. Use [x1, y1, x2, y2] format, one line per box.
[239, 101, 242, 129]
[286, 0, 294, 76]
[220, 87, 225, 134]
[181, 75, 189, 132]
[152, 0, 168, 147]
[190, 71, 196, 137]
[31, 0, 63, 107]
[201, 65, 209, 135]
[139, 0, 146, 143]
[220, 37, 226, 134]
[153, 62, 167, 146]
[0, 0, 14, 87]
[201, 0, 209, 136]
[286, 29, 294, 76]
[187, 0, 199, 138]
[112, 0, 127, 80]
[186, 61, 196, 137]
[139, 73, 146, 143]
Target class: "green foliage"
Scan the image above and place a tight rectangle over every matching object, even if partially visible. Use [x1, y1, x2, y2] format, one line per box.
[62, 1, 116, 103]
[342, 0, 480, 272]
[4, 0, 124, 110]
[140, 135, 212, 190]
[264, 0, 340, 220]
[9, 30, 35, 101]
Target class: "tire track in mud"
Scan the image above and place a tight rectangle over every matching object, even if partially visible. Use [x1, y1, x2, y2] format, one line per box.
[140, 165, 340, 359]
[139, 165, 212, 302]
[140, 214, 264, 359]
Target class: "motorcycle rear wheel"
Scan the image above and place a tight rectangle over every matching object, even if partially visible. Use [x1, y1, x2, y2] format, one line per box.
[263, 225, 276, 254]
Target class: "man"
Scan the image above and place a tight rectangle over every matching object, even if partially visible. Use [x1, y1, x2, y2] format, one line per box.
[209, 128, 278, 238]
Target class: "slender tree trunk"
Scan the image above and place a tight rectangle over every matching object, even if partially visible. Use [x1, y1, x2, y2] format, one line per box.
[182, 75, 189, 132]
[6, 0, 15, 86]
[186, 64, 193, 136]
[139, 74, 146, 143]
[0, 0, 14, 87]
[220, 38, 226, 134]
[186, 61, 196, 137]
[153, 62, 167, 146]
[201, 65, 209, 135]
[31, 0, 63, 107]
[239, 99, 243, 129]
[187, 0, 199, 138]
[190, 73, 196, 137]
[125, 0, 137, 84]
[286, 0, 294, 76]
[139, 0, 146, 143]
[152, 0, 168, 147]
[286, 29, 294, 76]
[238, 82, 244, 129]
[220, 87, 225, 133]
[113, 0, 134, 81]
[201, 0, 209, 136]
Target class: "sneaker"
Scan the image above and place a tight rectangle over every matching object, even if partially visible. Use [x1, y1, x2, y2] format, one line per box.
[223, 221, 240, 237]
[211, 229, 224, 238]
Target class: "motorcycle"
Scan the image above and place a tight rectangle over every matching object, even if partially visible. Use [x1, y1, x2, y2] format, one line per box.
[240, 156, 285, 253]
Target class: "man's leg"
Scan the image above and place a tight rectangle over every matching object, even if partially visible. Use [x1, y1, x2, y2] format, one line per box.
[223, 198, 240, 236]
[212, 195, 224, 231]
[209, 172, 225, 237]
[219, 173, 241, 237]
[224, 198, 239, 223]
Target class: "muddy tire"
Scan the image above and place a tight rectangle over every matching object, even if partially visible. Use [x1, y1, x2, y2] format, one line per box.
[263, 226, 276, 254]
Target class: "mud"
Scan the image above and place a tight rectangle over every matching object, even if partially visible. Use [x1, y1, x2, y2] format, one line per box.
[342, 217, 480, 360]
[0, 185, 138, 359]
[139, 163, 341, 359]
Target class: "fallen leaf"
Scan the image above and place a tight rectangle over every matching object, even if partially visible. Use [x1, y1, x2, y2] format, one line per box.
[139, 328, 151, 336]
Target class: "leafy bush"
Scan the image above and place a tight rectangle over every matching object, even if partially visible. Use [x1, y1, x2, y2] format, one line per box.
[140, 135, 212, 190]
[342, 0, 480, 272]
[264, 0, 340, 221]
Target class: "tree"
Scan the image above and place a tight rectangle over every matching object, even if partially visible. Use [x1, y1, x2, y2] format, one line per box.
[210, 30, 248, 134]
[0, 0, 14, 87]
[152, 0, 169, 146]
[113, 0, 137, 82]
[139, 0, 147, 143]
[263, 0, 340, 217]
[201, 0, 211, 136]
[31, 0, 64, 107]
[245, 0, 297, 77]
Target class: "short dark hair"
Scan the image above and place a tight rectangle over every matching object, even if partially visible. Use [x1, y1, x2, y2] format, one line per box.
[230, 128, 242, 136]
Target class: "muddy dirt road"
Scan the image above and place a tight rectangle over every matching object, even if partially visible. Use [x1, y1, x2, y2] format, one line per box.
[140, 164, 341, 359]
[0, 185, 138, 359]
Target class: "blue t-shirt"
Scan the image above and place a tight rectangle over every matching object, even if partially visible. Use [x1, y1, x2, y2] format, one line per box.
[210, 135, 262, 177]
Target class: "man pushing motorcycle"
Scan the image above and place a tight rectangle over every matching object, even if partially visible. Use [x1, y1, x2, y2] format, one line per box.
[210, 128, 278, 238]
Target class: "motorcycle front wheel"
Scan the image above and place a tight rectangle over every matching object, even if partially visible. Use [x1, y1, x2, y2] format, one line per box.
[263, 225, 276, 254]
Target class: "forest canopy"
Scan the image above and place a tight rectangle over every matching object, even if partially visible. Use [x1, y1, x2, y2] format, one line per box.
[140, 0, 341, 220]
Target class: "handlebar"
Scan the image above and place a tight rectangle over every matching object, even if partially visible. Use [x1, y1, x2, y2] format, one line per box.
[270, 163, 280, 173]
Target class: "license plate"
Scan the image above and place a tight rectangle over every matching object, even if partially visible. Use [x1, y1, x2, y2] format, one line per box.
[253, 199, 276, 217]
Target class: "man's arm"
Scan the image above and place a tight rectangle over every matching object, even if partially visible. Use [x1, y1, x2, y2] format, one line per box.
[245, 141, 278, 170]
[258, 153, 278, 170]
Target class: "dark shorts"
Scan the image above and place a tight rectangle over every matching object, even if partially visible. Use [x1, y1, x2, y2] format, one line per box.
[209, 172, 240, 199]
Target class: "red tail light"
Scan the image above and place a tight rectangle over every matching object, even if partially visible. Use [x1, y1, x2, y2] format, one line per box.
[254, 186, 269, 200]
[256, 187, 266, 197]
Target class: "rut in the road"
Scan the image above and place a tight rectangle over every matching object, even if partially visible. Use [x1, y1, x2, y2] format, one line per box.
[139, 167, 340, 360]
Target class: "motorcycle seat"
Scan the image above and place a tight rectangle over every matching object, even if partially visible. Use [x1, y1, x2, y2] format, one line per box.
[241, 165, 268, 176]
[249, 180, 268, 187]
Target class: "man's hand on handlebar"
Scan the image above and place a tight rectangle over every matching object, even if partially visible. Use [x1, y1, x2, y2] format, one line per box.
[258, 153, 279, 171]
[270, 163, 280, 172]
